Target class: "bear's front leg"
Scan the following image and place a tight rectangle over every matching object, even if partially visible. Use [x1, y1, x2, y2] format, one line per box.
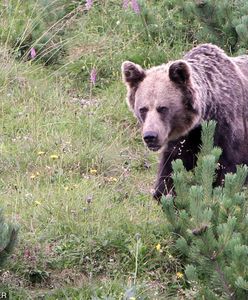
[153, 126, 202, 201]
[153, 150, 174, 201]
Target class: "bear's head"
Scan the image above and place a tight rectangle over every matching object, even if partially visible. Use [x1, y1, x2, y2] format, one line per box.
[122, 60, 201, 151]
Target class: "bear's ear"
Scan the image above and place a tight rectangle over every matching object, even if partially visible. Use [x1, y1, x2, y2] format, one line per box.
[121, 61, 145, 88]
[169, 61, 191, 85]
[121, 61, 146, 111]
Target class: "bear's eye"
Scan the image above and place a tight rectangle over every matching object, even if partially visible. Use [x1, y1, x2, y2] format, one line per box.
[157, 106, 168, 114]
[139, 107, 148, 121]
[139, 107, 148, 114]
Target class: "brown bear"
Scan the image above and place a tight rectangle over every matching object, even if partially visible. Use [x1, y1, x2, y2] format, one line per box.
[121, 43, 248, 200]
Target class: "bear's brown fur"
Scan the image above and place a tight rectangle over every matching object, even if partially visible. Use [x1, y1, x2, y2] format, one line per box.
[122, 44, 248, 200]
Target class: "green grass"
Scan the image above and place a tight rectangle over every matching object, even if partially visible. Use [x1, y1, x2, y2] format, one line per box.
[0, 1, 208, 299]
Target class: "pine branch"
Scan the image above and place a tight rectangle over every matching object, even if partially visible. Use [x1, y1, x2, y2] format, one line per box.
[0, 209, 19, 267]
[214, 261, 236, 300]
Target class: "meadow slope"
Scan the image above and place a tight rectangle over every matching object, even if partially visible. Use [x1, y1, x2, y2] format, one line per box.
[0, 1, 212, 299]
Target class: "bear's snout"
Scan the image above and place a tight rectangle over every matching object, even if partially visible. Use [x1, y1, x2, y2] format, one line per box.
[143, 131, 160, 151]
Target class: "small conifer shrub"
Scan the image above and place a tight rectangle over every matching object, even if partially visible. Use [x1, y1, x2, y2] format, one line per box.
[0, 209, 19, 267]
[183, 0, 248, 53]
[162, 121, 248, 299]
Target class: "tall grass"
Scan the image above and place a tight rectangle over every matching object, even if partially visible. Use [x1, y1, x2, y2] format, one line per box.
[0, 1, 204, 298]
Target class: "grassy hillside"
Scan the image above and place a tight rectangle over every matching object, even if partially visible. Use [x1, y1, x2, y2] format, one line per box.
[1, 0, 243, 299]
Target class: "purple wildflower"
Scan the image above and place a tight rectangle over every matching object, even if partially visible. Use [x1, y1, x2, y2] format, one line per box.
[123, 0, 129, 9]
[90, 68, 97, 85]
[131, 0, 140, 14]
[30, 47, 36, 59]
[85, 0, 93, 10]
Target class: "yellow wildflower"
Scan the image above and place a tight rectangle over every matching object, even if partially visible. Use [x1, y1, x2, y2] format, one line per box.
[89, 168, 97, 175]
[50, 154, 59, 159]
[108, 177, 118, 182]
[37, 151, 45, 156]
[176, 272, 183, 279]
[64, 186, 69, 191]
[156, 243, 161, 251]
[35, 200, 41, 205]
[130, 297, 136, 300]
[30, 172, 40, 179]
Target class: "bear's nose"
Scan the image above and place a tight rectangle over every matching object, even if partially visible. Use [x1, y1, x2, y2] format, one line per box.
[143, 131, 158, 144]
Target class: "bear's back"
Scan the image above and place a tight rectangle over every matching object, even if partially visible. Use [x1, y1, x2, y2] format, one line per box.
[184, 43, 228, 62]
[184, 44, 248, 111]
[231, 55, 248, 79]
[185, 43, 248, 83]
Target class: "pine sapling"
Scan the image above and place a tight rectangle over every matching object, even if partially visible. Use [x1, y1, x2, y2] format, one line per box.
[162, 121, 248, 299]
[0, 208, 19, 267]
